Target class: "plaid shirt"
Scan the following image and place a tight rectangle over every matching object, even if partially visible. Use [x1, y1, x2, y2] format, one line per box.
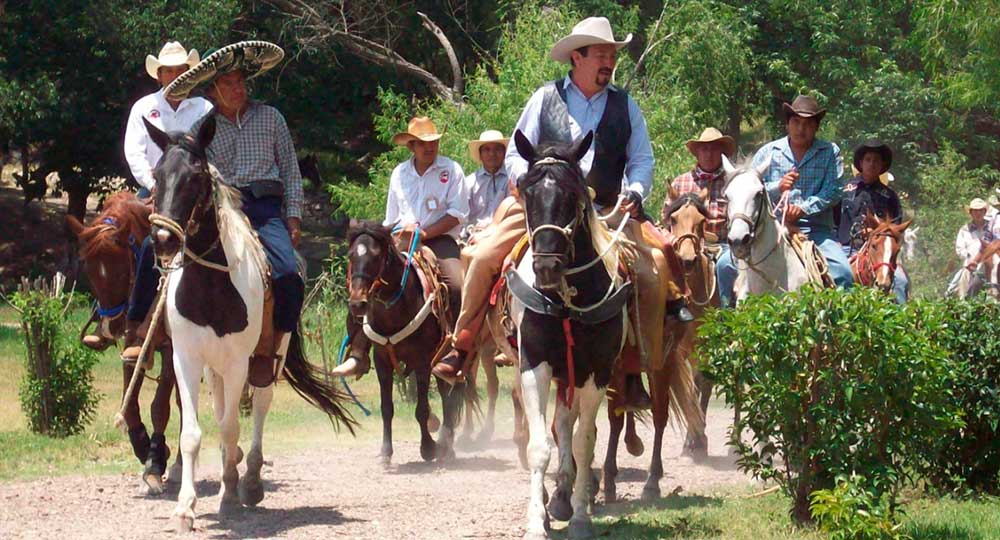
[191, 102, 304, 219]
[663, 168, 728, 240]
[752, 136, 844, 230]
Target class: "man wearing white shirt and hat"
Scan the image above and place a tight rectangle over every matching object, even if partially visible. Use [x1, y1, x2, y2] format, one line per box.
[431, 17, 690, 412]
[464, 129, 511, 233]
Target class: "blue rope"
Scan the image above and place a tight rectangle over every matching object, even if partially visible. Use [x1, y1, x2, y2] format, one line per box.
[335, 334, 371, 416]
[387, 224, 420, 307]
[96, 303, 127, 318]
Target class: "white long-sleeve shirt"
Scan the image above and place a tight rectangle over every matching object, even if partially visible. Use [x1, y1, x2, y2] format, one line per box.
[384, 156, 469, 240]
[504, 75, 655, 199]
[123, 89, 213, 190]
[956, 221, 994, 266]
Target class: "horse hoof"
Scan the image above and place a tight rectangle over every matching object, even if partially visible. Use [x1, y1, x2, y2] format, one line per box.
[427, 413, 441, 432]
[641, 484, 661, 502]
[567, 518, 595, 540]
[421, 440, 438, 462]
[547, 492, 573, 522]
[379, 454, 392, 468]
[625, 436, 644, 457]
[172, 513, 195, 533]
[219, 494, 242, 515]
[143, 472, 165, 495]
[604, 485, 617, 504]
[238, 477, 264, 507]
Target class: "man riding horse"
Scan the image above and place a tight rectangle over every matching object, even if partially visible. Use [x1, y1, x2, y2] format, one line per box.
[837, 140, 908, 303]
[947, 197, 996, 296]
[430, 16, 693, 411]
[465, 129, 512, 233]
[664, 127, 738, 307]
[752, 95, 853, 289]
[144, 40, 300, 388]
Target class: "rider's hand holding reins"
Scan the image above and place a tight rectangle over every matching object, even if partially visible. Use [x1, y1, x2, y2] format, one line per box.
[779, 169, 800, 193]
[620, 190, 643, 219]
[287, 217, 302, 248]
[783, 205, 804, 225]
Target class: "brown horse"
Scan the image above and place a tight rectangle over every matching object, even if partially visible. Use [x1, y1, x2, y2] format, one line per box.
[967, 239, 1000, 299]
[850, 212, 911, 295]
[66, 192, 180, 493]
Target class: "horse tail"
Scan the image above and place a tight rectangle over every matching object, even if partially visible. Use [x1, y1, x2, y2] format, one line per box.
[463, 357, 483, 424]
[662, 331, 705, 435]
[283, 329, 358, 435]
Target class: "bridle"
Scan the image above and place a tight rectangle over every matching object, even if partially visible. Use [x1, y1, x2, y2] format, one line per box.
[81, 215, 143, 339]
[347, 234, 394, 307]
[670, 200, 716, 306]
[854, 230, 899, 288]
[731, 185, 782, 267]
[524, 157, 584, 265]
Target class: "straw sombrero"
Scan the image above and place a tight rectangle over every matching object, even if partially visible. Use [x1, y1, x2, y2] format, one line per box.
[165, 40, 284, 100]
[468, 130, 509, 163]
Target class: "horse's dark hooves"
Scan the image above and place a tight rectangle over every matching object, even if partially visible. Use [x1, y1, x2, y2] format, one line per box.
[421, 439, 438, 462]
[238, 476, 265, 507]
[604, 485, 617, 504]
[547, 491, 573, 522]
[641, 484, 661, 502]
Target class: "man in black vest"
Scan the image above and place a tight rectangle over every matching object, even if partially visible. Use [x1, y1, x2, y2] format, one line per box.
[432, 17, 691, 411]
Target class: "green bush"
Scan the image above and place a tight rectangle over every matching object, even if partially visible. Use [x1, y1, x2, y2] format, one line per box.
[699, 287, 962, 522]
[13, 288, 101, 437]
[810, 474, 909, 540]
[920, 298, 1000, 494]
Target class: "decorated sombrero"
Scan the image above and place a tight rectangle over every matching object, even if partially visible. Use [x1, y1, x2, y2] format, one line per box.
[165, 40, 284, 100]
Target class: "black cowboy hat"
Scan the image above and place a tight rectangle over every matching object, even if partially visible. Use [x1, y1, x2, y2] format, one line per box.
[782, 95, 827, 122]
[165, 40, 284, 100]
[853, 140, 893, 174]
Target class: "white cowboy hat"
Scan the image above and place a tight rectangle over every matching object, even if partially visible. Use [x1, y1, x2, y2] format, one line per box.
[468, 130, 509, 164]
[968, 198, 989, 211]
[550, 17, 633, 64]
[165, 41, 284, 100]
[391, 116, 445, 146]
[145, 41, 199, 80]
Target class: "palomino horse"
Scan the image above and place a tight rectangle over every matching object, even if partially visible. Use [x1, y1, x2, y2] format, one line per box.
[143, 117, 356, 531]
[661, 191, 722, 460]
[962, 239, 1000, 299]
[508, 131, 633, 540]
[850, 212, 911, 296]
[66, 193, 181, 492]
[346, 221, 465, 465]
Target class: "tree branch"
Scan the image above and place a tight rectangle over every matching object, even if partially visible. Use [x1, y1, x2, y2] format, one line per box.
[417, 11, 464, 98]
[623, 6, 674, 90]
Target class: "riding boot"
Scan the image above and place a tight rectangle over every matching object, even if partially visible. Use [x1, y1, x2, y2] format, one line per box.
[248, 330, 283, 388]
[624, 374, 652, 412]
[432, 346, 468, 384]
[330, 315, 372, 379]
[81, 329, 114, 351]
[127, 423, 151, 465]
[666, 298, 695, 322]
[121, 313, 165, 370]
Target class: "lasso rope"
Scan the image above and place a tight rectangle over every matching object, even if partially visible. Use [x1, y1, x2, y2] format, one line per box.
[114, 274, 169, 430]
[335, 335, 371, 416]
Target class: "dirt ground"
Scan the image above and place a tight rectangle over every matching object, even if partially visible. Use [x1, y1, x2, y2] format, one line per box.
[0, 406, 751, 540]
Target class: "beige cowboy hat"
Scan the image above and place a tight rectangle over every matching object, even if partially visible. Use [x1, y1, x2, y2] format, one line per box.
[550, 17, 633, 64]
[685, 127, 736, 158]
[165, 41, 284, 100]
[968, 198, 989, 211]
[145, 41, 199, 80]
[468, 130, 509, 164]
[391, 116, 444, 146]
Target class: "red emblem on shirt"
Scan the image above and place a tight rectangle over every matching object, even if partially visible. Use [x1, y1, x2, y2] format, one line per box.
[439, 170, 450, 184]
[149, 110, 160, 119]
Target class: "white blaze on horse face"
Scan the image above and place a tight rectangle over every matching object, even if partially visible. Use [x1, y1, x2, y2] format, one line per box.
[880, 235, 893, 286]
[98, 262, 108, 280]
[725, 170, 759, 245]
[355, 244, 367, 257]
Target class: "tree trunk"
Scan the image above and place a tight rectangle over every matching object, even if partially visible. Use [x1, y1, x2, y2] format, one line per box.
[726, 97, 742, 144]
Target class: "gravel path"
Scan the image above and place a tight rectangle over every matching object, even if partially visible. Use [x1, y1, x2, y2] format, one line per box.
[0, 406, 750, 539]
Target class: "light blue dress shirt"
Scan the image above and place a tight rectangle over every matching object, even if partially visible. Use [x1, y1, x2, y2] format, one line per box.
[752, 136, 844, 230]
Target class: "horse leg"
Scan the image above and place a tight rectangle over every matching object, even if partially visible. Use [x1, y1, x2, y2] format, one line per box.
[682, 371, 711, 459]
[521, 362, 553, 540]
[375, 354, 394, 467]
[568, 379, 603, 540]
[624, 411, 644, 457]
[217, 364, 245, 515]
[121, 364, 149, 466]
[239, 382, 273, 507]
[414, 366, 436, 461]
[143, 347, 176, 494]
[548, 394, 577, 521]
[512, 374, 529, 470]
[480, 343, 500, 443]
[167, 360, 184, 485]
[642, 368, 670, 501]
[436, 377, 464, 462]
[459, 353, 479, 446]
[602, 371, 626, 503]
[171, 350, 204, 532]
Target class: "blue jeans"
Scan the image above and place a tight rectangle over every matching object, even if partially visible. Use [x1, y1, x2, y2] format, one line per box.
[842, 245, 908, 303]
[804, 227, 853, 289]
[715, 244, 739, 308]
[128, 236, 158, 322]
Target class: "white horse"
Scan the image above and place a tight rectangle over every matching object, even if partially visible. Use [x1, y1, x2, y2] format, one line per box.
[143, 117, 355, 531]
[723, 156, 814, 298]
[903, 226, 919, 262]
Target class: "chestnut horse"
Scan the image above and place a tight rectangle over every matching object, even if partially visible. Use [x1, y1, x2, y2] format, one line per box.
[850, 212, 911, 296]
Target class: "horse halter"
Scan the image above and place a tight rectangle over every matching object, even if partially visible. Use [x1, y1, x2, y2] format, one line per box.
[347, 237, 392, 304]
[148, 158, 227, 273]
[730, 188, 766, 247]
[524, 157, 584, 262]
[857, 231, 899, 287]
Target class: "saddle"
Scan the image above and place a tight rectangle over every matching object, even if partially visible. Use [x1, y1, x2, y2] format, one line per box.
[787, 230, 835, 288]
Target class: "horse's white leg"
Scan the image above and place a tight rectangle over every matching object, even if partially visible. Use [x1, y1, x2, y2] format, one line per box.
[482, 344, 500, 442]
[568, 379, 604, 540]
[547, 394, 577, 522]
[239, 383, 272, 506]
[172, 350, 204, 532]
[521, 361, 553, 540]
[217, 364, 244, 513]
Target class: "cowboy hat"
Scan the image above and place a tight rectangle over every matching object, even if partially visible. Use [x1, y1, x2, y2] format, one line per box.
[968, 198, 989, 211]
[685, 127, 736, 158]
[468, 130, 509, 164]
[391, 117, 444, 146]
[550, 17, 633, 64]
[782, 95, 827, 122]
[165, 40, 284, 100]
[145, 42, 199, 80]
[853, 140, 893, 175]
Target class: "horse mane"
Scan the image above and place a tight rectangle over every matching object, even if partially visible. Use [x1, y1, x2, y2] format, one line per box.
[78, 192, 151, 260]
[209, 164, 268, 278]
[664, 192, 708, 219]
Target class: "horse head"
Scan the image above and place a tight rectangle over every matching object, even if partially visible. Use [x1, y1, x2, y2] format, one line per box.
[860, 211, 910, 293]
[514, 129, 593, 291]
[346, 220, 398, 317]
[665, 189, 709, 271]
[979, 239, 1000, 299]
[143, 115, 216, 263]
[66, 193, 151, 339]
[723, 155, 769, 260]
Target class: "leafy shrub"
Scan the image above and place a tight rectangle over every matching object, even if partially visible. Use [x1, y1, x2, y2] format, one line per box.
[13, 286, 101, 437]
[920, 298, 1000, 494]
[699, 287, 962, 522]
[811, 474, 909, 540]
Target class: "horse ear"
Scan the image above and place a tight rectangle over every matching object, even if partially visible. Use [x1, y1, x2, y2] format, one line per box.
[196, 115, 216, 150]
[911, 226, 920, 233]
[143, 117, 171, 152]
[667, 184, 679, 202]
[513, 130, 536, 163]
[896, 218, 913, 232]
[572, 131, 594, 163]
[65, 214, 85, 238]
[721, 154, 737, 176]
[698, 187, 709, 203]
[753, 158, 769, 178]
[864, 209, 879, 228]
